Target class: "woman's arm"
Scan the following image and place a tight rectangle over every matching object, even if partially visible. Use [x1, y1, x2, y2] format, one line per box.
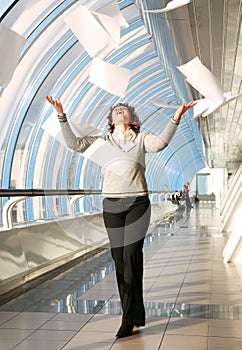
[144, 101, 196, 152]
[45, 96, 97, 152]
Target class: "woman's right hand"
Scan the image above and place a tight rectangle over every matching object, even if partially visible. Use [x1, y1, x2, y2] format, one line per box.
[45, 95, 65, 116]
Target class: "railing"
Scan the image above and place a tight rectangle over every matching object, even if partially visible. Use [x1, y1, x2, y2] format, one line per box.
[0, 189, 102, 230]
[0, 189, 182, 295]
[0, 189, 171, 230]
[0, 189, 102, 197]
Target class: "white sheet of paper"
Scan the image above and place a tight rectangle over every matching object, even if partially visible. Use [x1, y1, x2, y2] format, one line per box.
[42, 119, 135, 174]
[145, 0, 191, 13]
[89, 57, 132, 97]
[186, 75, 224, 105]
[98, 2, 129, 30]
[192, 98, 213, 119]
[69, 121, 102, 137]
[82, 138, 134, 175]
[41, 115, 60, 138]
[177, 57, 224, 104]
[64, 6, 113, 57]
[41, 115, 102, 147]
[192, 92, 242, 118]
[149, 99, 179, 109]
[93, 11, 120, 47]
[0, 25, 26, 88]
[202, 92, 242, 117]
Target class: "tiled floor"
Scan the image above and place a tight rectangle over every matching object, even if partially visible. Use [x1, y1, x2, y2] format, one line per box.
[0, 202, 242, 349]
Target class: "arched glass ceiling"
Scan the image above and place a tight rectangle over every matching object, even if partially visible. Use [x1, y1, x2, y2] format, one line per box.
[0, 0, 206, 221]
[0, 1, 15, 17]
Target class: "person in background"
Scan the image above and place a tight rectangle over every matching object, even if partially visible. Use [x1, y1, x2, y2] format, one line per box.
[46, 95, 196, 338]
[183, 182, 193, 209]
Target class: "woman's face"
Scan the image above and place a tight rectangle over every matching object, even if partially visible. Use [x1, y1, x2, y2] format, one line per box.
[111, 105, 131, 125]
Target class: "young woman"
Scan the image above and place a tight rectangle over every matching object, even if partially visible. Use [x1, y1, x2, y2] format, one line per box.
[46, 96, 195, 338]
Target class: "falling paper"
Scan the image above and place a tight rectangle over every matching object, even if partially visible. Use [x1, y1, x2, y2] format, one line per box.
[144, 0, 191, 13]
[177, 57, 224, 104]
[89, 57, 132, 97]
[202, 92, 242, 117]
[186, 75, 224, 105]
[42, 117, 137, 175]
[64, 6, 113, 57]
[177, 57, 242, 118]
[193, 92, 242, 119]
[64, 3, 127, 55]
[82, 138, 135, 176]
[41, 115, 102, 147]
[0, 25, 26, 88]
[92, 11, 121, 47]
[99, 2, 129, 30]
[192, 98, 212, 119]
[149, 99, 179, 109]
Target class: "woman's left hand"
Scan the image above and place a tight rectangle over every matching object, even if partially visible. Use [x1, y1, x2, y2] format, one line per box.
[173, 101, 197, 122]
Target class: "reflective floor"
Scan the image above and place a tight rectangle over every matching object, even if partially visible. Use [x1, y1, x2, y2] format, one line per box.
[0, 202, 242, 349]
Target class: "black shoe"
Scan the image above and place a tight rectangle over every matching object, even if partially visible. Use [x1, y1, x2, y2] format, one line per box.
[116, 323, 134, 338]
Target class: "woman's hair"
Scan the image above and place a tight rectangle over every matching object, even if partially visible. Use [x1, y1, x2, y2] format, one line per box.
[107, 103, 141, 133]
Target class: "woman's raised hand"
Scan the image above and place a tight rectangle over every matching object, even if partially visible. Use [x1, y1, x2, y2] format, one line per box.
[173, 101, 197, 122]
[45, 96, 65, 116]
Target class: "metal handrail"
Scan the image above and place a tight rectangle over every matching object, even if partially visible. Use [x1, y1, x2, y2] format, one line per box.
[1, 189, 102, 230]
[0, 189, 166, 197]
[0, 189, 102, 197]
[0, 189, 166, 229]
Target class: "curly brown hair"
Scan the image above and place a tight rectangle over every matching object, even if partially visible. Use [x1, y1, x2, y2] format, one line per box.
[107, 103, 141, 134]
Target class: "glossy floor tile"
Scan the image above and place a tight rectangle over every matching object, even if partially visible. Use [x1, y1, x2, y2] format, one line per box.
[0, 202, 242, 349]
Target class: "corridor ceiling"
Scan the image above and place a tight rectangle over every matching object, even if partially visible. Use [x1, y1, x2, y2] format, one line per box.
[0, 0, 241, 194]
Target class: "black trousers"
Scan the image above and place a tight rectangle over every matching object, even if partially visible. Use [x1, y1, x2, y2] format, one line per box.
[103, 196, 151, 325]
